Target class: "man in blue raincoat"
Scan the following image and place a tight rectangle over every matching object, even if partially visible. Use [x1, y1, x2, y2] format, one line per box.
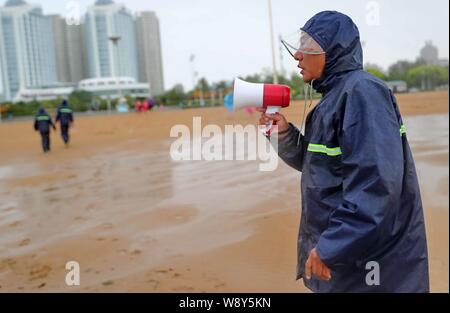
[34, 107, 56, 153]
[55, 99, 74, 146]
[259, 11, 429, 292]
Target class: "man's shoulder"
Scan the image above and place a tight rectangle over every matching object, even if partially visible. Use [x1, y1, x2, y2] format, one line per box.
[343, 70, 390, 94]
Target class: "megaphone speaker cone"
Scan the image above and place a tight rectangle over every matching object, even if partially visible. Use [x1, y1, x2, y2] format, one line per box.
[263, 84, 290, 108]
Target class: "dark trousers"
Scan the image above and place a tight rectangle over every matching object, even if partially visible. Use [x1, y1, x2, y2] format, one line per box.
[61, 124, 70, 143]
[40, 131, 50, 152]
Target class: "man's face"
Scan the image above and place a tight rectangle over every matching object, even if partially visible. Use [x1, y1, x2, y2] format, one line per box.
[295, 50, 326, 83]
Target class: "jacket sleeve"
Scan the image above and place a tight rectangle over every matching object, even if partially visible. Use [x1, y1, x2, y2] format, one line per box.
[34, 118, 38, 131]
[316, 80, 404, 267]
[270, 122, 307, 172]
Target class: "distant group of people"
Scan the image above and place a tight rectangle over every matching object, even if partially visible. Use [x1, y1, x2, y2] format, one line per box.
[134, 97, 155, 112]
[34, 99, 74, 153]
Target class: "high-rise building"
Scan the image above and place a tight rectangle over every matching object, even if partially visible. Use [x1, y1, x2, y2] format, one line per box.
[49, 15, 87, 83]
[418, 41, 449, 67]
[419, 41, 439, 65]
[136, 11, 165, 96]
[84, 0, 138, 81]
[50, 15, 70, 83]
[0, 0, 57, 101]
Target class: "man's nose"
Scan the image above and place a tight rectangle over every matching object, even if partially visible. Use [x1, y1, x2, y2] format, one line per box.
[294, 50, 303, 61]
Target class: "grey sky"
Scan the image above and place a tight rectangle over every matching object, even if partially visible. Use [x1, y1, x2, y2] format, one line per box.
[2, 0, 449, 91]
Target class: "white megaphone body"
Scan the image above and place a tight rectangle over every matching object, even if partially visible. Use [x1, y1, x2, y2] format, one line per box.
[231, 77, 290, 134]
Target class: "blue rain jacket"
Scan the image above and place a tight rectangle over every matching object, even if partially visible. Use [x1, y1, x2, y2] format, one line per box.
[34, 107, 55, 133]
[55, 99, 73, 126]
[277, 11, 429, 292]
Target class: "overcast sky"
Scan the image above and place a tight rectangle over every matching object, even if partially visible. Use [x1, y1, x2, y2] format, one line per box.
[1, 0, 449, 92]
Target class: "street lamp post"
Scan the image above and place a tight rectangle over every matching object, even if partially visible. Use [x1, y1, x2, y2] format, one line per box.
[189, 54, 204, 106]
[189, 54, 196, 91]
[278, 34, 286, 78]
[268, 0, 279, 84]
[109, 35, 122, 111]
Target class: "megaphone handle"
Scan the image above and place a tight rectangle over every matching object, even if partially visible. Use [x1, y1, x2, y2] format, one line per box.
[264, 106, 280, 136]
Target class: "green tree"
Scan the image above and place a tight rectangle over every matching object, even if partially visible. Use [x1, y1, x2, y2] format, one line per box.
[7, 100, 40, 116]
[366, 67, 387, 80]
[242, 73, 263, 83]
[287, 72, 306, 99]
[406, 65, 449, 90]
[388, 60, 420, 81]
[155, 84, 185, 106]
[196, 78, 210, 93]
[211, 80, 231, 90]
[68, 90, 93, 112]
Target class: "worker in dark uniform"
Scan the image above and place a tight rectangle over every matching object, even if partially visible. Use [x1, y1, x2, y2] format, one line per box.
[34, 107, 56, 153]
[55, 99, 74, 147]
[260, 11, 429, 292]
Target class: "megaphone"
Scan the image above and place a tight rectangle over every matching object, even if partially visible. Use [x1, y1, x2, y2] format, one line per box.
[226, 77, 290, 134]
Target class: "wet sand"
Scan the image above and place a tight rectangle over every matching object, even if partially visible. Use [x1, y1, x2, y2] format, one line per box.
[0, 90, 448, 292]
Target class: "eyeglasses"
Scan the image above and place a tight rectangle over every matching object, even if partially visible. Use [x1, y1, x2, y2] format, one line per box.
[280, 37, 326, 59]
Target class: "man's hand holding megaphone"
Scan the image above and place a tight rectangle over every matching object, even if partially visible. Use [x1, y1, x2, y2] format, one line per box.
[256, 107, 290, 139]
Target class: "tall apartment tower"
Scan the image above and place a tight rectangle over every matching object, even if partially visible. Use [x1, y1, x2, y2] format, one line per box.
[0, 0, 57, 101]
[84, 0, 138, 80]
[419, 41, 439, 65]
[136, 11, 164, 96]
[49, 14, 87, 83]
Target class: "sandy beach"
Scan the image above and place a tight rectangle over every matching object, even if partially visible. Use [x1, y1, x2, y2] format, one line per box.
[0, 90, 448, 292]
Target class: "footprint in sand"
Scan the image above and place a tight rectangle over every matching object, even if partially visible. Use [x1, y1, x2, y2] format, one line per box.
[154, 269, 168, 274]
[100, 222, 113, 229]
[37, 282, 46, 288]
[43, 186, 59, 192]
[153, 267, 175, 277]
[1, 258, 17, 269]
[118, 249, 127, 256]
[214, 283, 226, 288]
[29, 264, 52, 281]
[86, 203, 97, 211]
[147, 279, 160, 289]
[131, 249, 142, 255]
[138, 235, 156, 245]
[48, 196, 60, 203]
[18, 238, 31, 247]
[102, 280, 114, 286]
[9, 221, 21, 228]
